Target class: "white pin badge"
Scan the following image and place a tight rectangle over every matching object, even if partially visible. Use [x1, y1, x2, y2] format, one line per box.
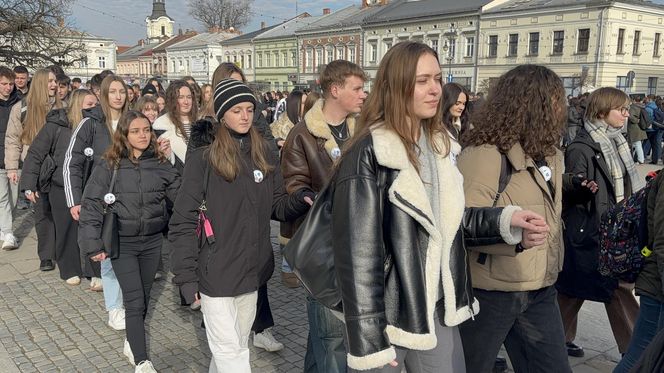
[104, 193, 116, 204]
[450, 152, 458, 166]
[330, 147, 341, 160]
[539, 165, 552, 182]
[84, 147, 94, 157]
[253, 170, 264, 183]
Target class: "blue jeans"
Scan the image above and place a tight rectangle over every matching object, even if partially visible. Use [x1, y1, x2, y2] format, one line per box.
[101, 258, 124, 311]
[614, 295, 664, 373]
[644, 129, 664, 164]
[303, 296, 346, 373]
[279, 243, 292, 273]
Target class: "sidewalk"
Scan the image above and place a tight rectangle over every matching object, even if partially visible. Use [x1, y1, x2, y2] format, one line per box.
[3, 161, 661, 372]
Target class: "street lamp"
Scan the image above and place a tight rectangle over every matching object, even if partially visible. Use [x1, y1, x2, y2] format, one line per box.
[441, 24, 458, 84]
[202, 51, 209, 84]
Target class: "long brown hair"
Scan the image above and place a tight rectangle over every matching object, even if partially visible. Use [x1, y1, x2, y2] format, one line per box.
[206, 120, 273, 182]
[200, 63, 248, 118]
[99, 75, 129, 136]
[104, 111, 166, 167]
[461, 64, 566, 160]
[165, 80, 198, 140]
[21, 69, 62, 145]
[351, 41, 448, 171]
[67, 89, 95, 130]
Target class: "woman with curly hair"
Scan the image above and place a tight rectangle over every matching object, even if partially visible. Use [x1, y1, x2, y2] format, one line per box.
[153, 80, 197, 172]
[457, 64, 571, 373]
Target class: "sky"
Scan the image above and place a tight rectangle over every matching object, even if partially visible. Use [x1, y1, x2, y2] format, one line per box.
[70, 0, 358, 45]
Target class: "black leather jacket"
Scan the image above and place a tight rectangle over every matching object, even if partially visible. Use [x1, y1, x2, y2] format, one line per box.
[286, 128, 509, 370]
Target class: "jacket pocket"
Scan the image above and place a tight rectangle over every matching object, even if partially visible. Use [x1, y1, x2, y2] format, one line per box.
[563, 206, 598, 250]
[488, 247, 547, 283]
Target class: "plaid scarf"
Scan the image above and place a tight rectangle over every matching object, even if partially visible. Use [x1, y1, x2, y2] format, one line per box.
[584, 119, 645, 202]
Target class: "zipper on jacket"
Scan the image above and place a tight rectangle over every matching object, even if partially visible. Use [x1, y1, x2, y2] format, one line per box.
[137, 165, 144, 234]
[464, 244, 475, 320]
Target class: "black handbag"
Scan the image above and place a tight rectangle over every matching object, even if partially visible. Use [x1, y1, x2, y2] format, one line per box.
[102, 168, 120, 259]
[37, 126, 62, 193]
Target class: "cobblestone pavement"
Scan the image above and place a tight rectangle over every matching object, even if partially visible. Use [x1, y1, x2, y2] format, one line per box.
[5, 163, 662, 373]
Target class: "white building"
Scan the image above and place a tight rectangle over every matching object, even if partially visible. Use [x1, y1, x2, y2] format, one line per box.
[146, 0, 174, 44]
[220, 23, 278, 83]
[166, 30, 240, 84]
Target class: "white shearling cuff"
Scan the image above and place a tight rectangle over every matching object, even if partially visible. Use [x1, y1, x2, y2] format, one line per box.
[347, 346, 397, 371]
[499, 205, 523, 245]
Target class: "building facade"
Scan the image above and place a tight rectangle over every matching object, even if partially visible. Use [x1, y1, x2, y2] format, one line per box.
[477, 0, 664, 95]
[146, 0, 174, 44]
[166, 31, 239, 84]
[62, 33, 118, 81]
[116, 41, 160, 83]
[221, 24, 278, 86]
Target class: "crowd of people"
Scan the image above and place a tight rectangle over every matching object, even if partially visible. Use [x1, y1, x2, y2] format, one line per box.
[0, 40, 662, 373]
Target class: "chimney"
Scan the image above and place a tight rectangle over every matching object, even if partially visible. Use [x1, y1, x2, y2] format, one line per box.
[261, 21, 266, 29]
[139, 39, 144, 47]
[323, 8, 331, 15]
[178, 28, 183, 36]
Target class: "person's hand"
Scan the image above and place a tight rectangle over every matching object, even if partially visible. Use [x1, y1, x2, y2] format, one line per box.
[386, 360, 398, 368]
[7, 170, 18, 184]
[70, 205, 81, 221]
[510, 210, 549, 232]
[572, 174, 599, 194]
[91, 252, 107, 262]
[26, 191, 39, 204]
[157, 137, 172, 157]
[277, 140, 285, 148]
[521, 225, 549, 249]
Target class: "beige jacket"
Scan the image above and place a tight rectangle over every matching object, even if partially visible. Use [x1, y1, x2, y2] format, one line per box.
[5, 102, 28, 170]
[457, 144, 564, 292]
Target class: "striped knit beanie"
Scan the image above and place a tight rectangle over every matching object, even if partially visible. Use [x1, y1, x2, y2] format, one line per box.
[213, 79, 256, 122]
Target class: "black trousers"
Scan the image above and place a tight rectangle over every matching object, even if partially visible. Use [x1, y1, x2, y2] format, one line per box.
[49, 185, 82, 280]
[252, 283, 275, 333]
[34, 192, 55, 262]
[459, 286, 571, 373]
[112, 234, 162, 364]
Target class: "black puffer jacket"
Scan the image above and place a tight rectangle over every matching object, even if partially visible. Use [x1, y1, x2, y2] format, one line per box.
[286, 127, 510, 371]
[78, 149, 180, 257]
[20, 108, 71, 192]
[169, 120, 310, 299]
[0, 88, 21, 169]
[63, 105, 114, 208]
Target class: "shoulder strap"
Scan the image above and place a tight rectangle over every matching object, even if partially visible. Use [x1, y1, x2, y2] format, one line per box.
[199, 161, 210, 211]
[107, 167, 118, 196]
[492, 153, 513, 207]
[20, 100, 28, 123]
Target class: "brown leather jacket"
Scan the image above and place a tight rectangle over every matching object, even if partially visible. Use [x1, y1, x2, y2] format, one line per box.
[279, 99, 356, 241]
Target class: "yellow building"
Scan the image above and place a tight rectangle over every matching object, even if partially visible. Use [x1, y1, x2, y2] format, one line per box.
[477, 0, 664, 96]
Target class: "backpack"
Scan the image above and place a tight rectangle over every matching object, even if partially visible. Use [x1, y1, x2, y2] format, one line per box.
[598, 173, 658, 282]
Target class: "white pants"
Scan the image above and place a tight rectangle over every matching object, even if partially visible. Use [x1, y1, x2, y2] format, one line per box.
[201, 291, 258, 373]
[0, 169, 18, 235]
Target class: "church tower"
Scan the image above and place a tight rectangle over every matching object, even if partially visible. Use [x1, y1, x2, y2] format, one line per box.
[146, 0, 174, 43]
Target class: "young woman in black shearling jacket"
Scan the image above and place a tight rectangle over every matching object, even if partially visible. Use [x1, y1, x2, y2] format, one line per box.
[79, 111, 180, 372]
[20, 90, 98, 286]
[169, 79, 310, 372]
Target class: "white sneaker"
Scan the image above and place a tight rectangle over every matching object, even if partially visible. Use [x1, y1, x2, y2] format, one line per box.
[253, 328, 284, 352]
[2, 233, 18, 250]
[65, 276, 81, 286]
[124, 339, 135, 366]
[135, 360, 157, 373]
[108, 308, 126, 330]
[90, 277, 103, 292]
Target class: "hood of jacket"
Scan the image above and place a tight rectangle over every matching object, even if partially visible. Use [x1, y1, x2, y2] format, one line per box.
[45, 108, 71, 128]
[0, 88, 20, 108]
[82, 104, 105, 122]
[189, 118, 218, 150]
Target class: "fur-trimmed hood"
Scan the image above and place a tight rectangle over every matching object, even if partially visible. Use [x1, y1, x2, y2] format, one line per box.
[303, 99, 357, 160]
[188, 118, 218, 150]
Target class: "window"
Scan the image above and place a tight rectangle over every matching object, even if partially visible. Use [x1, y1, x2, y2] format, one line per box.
[316, 48, 323, 68]
[633, 30, 641, 55]
[306, 48, 313, 72]
[161, 26, 165, 36]
[273, 51, 279, 67]
[648, 77, 658, 95]
[282, 51, 288, 67]
[384, 39, 393, 53]
[617, 28, 625, 54]
[226, 55, 231, 63]
[529, 32, 539, 55]
[369, 42, 377, 63]
[453, 77, 472, 90]
[553, 31, 564, 54]
[326, 46, 334, 64]
[348, 45, 356, 63]
[577, 29, 590, 53]
[431, 39, 439, 53]
[449, 39, 456, 59]
[247, 55, 252, 69]
[336, 46, 344, 61]
[291, 51, 297, 67]
[508, 34, 518, 56]
[562, 76, 582, 96]
[616, 76, 629, 91]
[98, 56, 106, 68]
[233, 55, 238, 64]
[654, 33, 661, 57]
[488, 35, 498, 58]
[257, 53, 262, 67]
[465, 37, 474, 57]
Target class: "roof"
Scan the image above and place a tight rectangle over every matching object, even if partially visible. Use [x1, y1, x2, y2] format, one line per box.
[117, 42, 160, 60]
[222, 24, 280, 45]
[364, 0, 492, 24]
[296, 6, 365, 33]
[166, 31, 239, 50]
[148, 0, 173, 21]
[483, 0, 664, 13]
[152, 32, 198, 53]
[254, 13, 324, 40]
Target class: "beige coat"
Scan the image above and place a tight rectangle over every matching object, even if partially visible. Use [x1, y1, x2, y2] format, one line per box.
[457, 144, 564, 292]
[5, 102, 28, 170]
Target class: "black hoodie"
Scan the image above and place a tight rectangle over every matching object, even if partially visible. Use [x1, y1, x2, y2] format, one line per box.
[0, 88, 21, 169]
[63, 105, 114, 208]
[20, 108, 72, 192]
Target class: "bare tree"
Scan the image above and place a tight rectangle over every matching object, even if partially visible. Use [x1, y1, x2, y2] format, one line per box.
[0, 0, 86, 69]
[188, 0, 253, 30]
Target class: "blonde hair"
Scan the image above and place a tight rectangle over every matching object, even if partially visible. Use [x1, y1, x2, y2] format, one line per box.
[67, 89, 95, 130]
[20, 69, 62, 145]
[99, 75, 129, 135]
[584, 87, 630, 122]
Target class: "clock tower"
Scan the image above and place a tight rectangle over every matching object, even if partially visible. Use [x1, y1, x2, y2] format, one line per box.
[146, 0, 174, 43]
